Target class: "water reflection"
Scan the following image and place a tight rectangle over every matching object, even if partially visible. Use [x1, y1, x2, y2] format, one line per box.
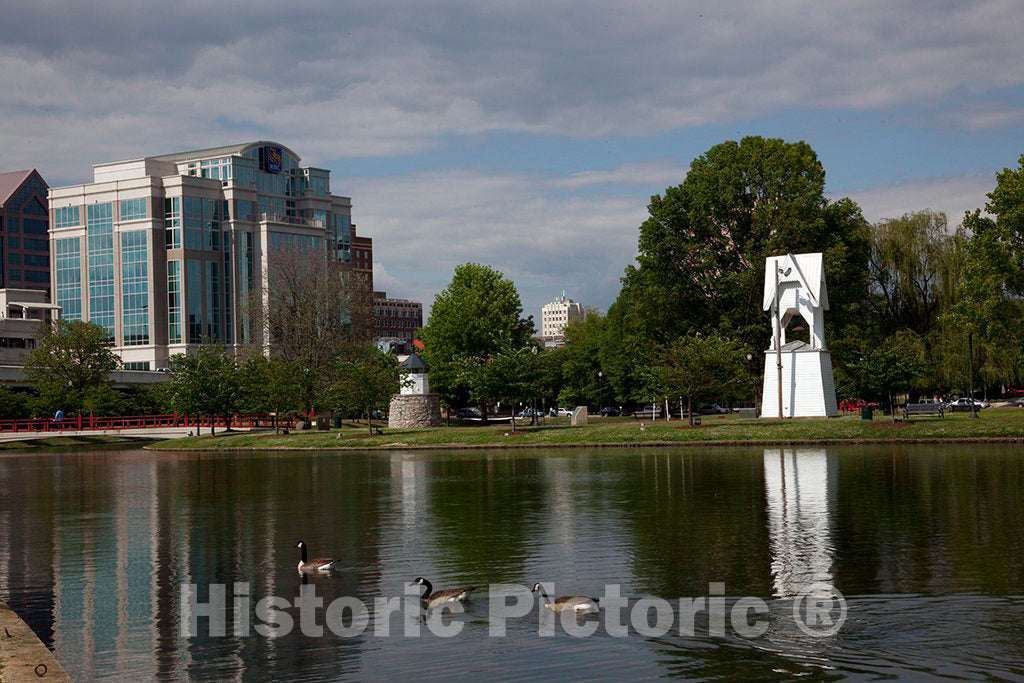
[763, 448, 836, 598]
[1, 446, 1023, 680]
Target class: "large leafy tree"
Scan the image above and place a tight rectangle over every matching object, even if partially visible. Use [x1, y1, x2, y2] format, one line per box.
[24, 320, 120, 416]
[956, 154, 1024, 387]
[168, 345, 242, 435]
[614, 136, 870, 407]
[866, 211, 964, 338]
[239, 354, 304, 432]
[650, 334, 746, 425]
[247, 245, 371, 414]
[328, 344, 404, 433]
[419, 263, 534, 419]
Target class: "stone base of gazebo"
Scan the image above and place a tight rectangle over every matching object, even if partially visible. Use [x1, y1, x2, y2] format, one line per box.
[388, 394, 443, 428]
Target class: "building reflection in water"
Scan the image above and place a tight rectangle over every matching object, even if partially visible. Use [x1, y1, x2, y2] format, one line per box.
[763, 448, 837, 598]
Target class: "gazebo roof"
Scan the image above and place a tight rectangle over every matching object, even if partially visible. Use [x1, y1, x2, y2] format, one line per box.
[400, 354, 429, 371]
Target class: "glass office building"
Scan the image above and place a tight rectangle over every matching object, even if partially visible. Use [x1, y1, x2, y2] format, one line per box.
[0, 169, 51, 293]
[48, 142, 355, 370]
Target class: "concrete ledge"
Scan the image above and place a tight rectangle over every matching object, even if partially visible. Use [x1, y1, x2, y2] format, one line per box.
[0, 600, 72, 682]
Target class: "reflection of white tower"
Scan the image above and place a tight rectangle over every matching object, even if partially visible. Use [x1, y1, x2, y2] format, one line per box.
[760, 253, 839, 417]
[763, 448, 836, 597]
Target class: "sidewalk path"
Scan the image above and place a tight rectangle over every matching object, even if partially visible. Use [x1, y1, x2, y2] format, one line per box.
[0, 600, 72, 681]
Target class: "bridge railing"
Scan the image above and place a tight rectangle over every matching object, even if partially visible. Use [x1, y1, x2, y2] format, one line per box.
[0, 413, 293, 434]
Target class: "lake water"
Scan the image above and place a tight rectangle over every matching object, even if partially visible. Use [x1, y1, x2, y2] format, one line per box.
[1, 445, 1023, 680]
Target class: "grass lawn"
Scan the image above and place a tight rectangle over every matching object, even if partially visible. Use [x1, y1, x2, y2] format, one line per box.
[147, 407, 1024, 451]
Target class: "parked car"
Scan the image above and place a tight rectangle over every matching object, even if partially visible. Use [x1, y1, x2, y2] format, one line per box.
[517, 407, 540, 417]
[1013, 397, 1024, 407]
[456, 407, 482, 419]
[948, 397, 989, 410]
[599, 406, 622, 416]
[699, 404, 730, 415]
[549, 407, 573, 417]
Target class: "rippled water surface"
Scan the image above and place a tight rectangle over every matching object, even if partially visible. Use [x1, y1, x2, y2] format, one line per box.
[1, 445, 1023, 680]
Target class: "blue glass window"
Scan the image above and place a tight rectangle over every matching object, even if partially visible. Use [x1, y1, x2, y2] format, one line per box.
[23, 219, 47, 235]
[223, 232, 233, 344]
[187, 259, 202, 343]
[120, 231, 149, 346]
[184, 197, 203, 250]
[119, 198, 147, 221]
[8, 253, 19, 264]
[24, 270, 49, 282]
[24, 238, 48, 251]
[55, 237, 82, 320]
[54, 206, 81, 229]
[164, 197, 181, 249]
[167, 260, 181, 344]
[87, 203, 115, 337]
[206, 261, 219, 340]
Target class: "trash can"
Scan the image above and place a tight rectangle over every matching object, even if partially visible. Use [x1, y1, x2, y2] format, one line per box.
[861, 405, 873, 420]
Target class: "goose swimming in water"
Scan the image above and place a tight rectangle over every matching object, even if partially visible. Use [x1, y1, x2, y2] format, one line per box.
[413, 577, 476, 609]
[532, 583, 599, 613]
[295, 541, 335, 573]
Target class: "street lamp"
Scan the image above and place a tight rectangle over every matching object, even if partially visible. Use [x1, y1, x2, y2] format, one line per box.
[598, 371, 604, 415]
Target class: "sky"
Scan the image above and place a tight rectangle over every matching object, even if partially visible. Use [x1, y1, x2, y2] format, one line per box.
[3, 0, 1024, 325]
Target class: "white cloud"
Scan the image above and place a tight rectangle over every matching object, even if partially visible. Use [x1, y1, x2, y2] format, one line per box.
[837, 173, 997, 226]
[3, 1, 1024, 177]
[344, 167, 655, 319]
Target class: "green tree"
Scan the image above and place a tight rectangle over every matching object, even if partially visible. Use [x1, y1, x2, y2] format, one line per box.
[558, 310, 607, 409]
[955, 155, 1024, 390]
[239, 354, 304, 432]
[24, 320, 120, 416]
[650, 334, 746, 425]
[618, 136, 870, 408]
[0, 386, 32, 419]
[248, 245, 371, 415]
[867, 211, 964, 338]
[846, 331, 928, 421]
[329, 344, 403, 434]
[419, 263, 534, 420]
[167, 345, 242, 435]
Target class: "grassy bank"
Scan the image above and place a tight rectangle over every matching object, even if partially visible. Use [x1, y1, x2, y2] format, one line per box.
[147, 408, 1024, 450]
[0, 434, 158, 450]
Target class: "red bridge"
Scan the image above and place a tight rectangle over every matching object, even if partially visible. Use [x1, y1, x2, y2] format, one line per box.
[0, 413, 292, 434]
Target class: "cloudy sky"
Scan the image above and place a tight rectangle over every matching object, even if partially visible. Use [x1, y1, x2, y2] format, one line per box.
[3, 1, 1024, 323]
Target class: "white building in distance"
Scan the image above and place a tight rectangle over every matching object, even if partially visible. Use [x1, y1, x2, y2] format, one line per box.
[541, 293, 584, 347]
[47, 141, 354, 370]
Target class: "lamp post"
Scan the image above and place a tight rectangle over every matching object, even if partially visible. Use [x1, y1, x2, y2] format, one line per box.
[598, 371, 603, 415]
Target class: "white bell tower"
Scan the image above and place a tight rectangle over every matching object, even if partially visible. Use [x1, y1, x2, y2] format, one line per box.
[760, 252, 839, 418]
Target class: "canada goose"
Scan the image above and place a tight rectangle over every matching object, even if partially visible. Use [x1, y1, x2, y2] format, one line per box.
[531, 583, 599, 613]
[413, 577, 476, 609]
[295, 541, 335, 573]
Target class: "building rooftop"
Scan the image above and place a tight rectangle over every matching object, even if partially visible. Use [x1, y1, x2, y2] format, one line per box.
[149, 141, 301, 165]
[0, 170, 33, 206]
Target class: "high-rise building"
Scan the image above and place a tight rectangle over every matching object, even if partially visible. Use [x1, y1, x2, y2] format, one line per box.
[350, 224, 373, 292]
[47, 141, 356, 370]
[373, 291, 423, 345]
[0, 169, 50, 293]
[541, 292, 584, 347]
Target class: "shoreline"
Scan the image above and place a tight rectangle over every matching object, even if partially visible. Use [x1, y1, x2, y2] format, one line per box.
[145, 435, 1024, 452]
[0, 600, 72, 682]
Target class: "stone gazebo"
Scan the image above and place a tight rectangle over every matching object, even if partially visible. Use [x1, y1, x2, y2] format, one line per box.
[388, 354, 443, 428]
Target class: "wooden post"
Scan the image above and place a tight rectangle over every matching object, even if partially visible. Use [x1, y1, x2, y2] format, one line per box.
[774, 261, 783, 419]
